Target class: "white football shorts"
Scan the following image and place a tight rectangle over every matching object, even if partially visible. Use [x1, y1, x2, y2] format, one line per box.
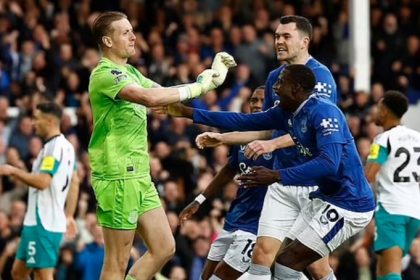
[291, 198, 374, 257]
[207, 229, 257, 272]
[258, 182, 318, 241]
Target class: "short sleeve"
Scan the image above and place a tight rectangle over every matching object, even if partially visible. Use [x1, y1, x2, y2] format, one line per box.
[366, 143, 389, 165]
[313, 105, 346, 147]
[90, 67, 137, 100]
[367, 133, 389, 164]
[39, 156, 59, 175]
[312, 68, 337, 104]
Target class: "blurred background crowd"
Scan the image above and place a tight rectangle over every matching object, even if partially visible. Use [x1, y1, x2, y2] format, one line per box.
[0, 0, 420, 279]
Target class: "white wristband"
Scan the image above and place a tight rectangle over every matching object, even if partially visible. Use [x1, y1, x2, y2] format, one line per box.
[194, 194, 206, 204]
[178, 86, 191, 101]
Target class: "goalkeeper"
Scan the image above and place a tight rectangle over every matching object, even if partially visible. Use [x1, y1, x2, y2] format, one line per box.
[88, 11, 236, 280]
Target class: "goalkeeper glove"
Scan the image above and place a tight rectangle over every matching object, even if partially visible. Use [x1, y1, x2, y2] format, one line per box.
[178, 69, 219, 101]
[211, 52, 237, 87]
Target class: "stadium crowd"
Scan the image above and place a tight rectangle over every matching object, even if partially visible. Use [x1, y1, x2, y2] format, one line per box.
[0, 0, 420, 279]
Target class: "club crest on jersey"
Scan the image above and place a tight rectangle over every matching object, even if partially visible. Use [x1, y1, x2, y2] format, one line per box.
[320, 118, 339, 136]
[262, 152, 272, 160]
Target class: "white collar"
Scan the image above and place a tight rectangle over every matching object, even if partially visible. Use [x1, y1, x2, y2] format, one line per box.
[293, 94, 316, 116]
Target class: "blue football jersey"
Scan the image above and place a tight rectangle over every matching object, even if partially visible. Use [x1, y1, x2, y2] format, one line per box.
[263, 58, 337, 110]
[193, 97, 375, 212]
[263, 57, 338, 173]
[224, 145, 274, 234]
[279, 96, 375, 212]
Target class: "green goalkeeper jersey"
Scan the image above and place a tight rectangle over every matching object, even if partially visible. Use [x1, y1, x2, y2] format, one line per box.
[88, 57, 154, 179]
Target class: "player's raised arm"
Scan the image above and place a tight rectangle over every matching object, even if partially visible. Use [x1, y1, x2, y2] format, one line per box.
[117, 69, 220, 106]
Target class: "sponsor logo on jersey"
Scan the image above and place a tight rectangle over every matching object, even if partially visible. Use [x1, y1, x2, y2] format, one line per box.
[111, 69, 128, 84]
[320, 118, 339, 136]
[114, 74, 128, 84]
[314, 82, 332, 95]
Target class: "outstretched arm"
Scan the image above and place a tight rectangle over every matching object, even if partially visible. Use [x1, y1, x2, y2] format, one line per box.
[118, 69, 219, 107]
[167, 103, 285, 132]
[245, 134, 295, 160]
[179, 164, 236, 225]
[193, 107, 284, 131]
[102, 52, 237, 107]
[196, 130, 272, 149]
[0, 164, 51, 190]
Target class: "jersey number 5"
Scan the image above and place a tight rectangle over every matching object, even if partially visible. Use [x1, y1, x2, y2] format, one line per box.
[393, 147, 420, 183]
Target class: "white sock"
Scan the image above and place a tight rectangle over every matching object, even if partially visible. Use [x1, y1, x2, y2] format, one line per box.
[238, 272, 271, 280]
[273, 263, 305, 280]
[209, 275, 222, 280]
[237, 263, 271, 280]
[320, 270, 337, 280]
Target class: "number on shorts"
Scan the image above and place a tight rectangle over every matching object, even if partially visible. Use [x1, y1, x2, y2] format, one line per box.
[28, 241, 36, 256]
[319, 204, 340, 225]
[241, 239, 256, 258]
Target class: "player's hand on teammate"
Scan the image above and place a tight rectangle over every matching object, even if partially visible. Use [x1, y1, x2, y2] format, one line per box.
[211, 52, 237, 86]
[238, 166, 280, 188]
[245, 139, 276, 160]
[179, 201, 200, 227]
[0, 164, 16, 176]
[195, 132, 224, 149]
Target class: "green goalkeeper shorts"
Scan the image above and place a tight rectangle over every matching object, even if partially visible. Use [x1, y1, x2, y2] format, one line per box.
[92, 176, 162, 230]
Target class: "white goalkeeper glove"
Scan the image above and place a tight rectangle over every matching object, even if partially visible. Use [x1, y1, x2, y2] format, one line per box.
[178, 69, 219, 101]
[211, 52, 237, 87]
